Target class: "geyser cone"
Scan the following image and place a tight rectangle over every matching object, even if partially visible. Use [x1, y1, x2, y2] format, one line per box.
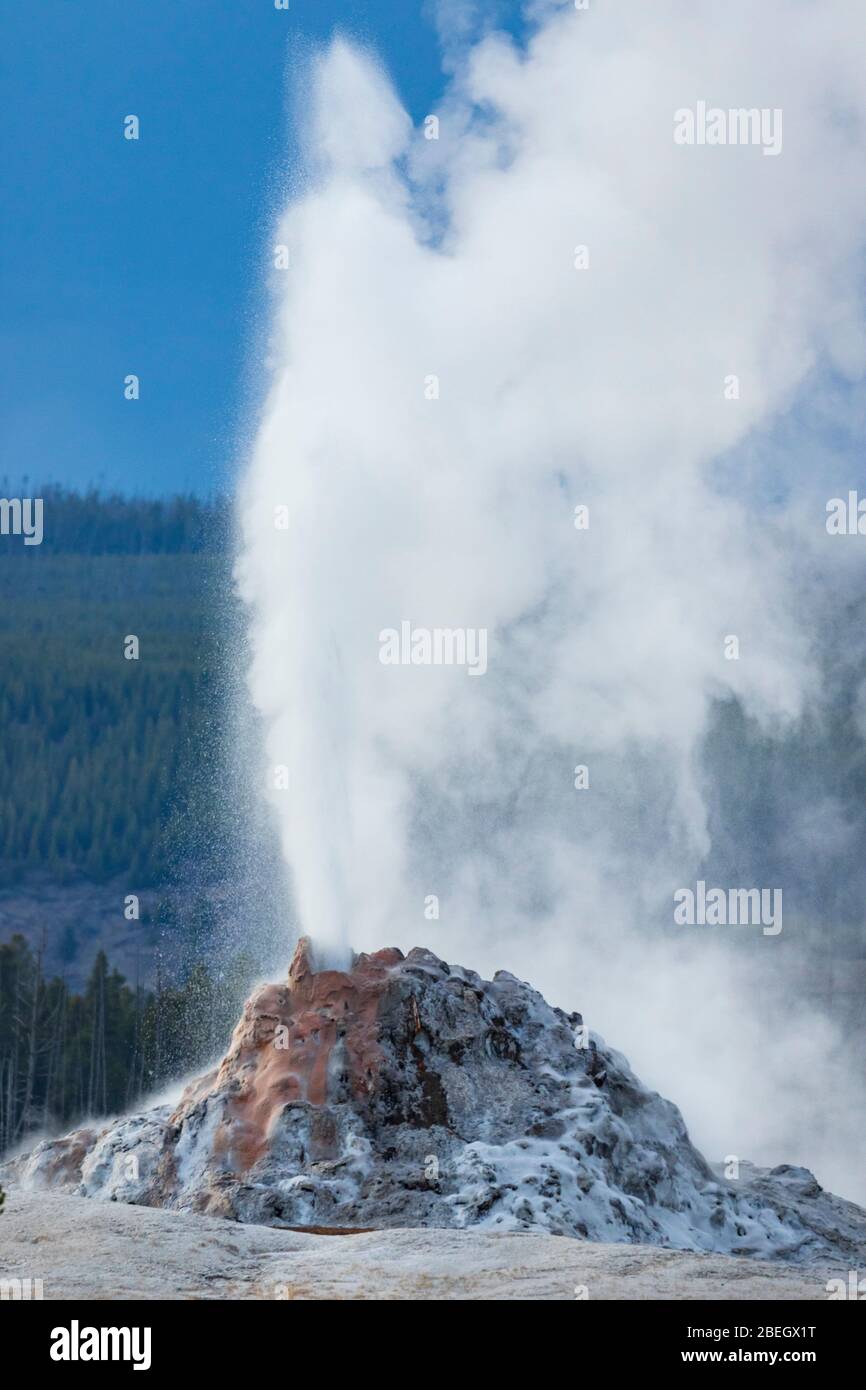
[6, 944, 866, 1266]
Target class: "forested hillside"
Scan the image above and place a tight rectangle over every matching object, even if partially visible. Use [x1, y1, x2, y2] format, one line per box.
[0, 932, 255, 1149]
[0, 484, 230, 555]
[0, 489, 263, 1154]
[0, 488, 231, 886]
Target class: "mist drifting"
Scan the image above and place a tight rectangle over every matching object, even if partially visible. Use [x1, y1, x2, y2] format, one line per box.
[237, 1, 866, 1201]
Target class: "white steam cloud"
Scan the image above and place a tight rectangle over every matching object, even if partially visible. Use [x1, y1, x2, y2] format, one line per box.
[237, 0, 866, 1199]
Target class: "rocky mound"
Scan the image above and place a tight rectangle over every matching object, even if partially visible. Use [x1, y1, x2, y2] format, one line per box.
[5, 940, 866, 1264]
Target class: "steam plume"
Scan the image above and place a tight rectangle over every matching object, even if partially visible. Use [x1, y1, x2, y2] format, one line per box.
[237, 0, 866, 1198]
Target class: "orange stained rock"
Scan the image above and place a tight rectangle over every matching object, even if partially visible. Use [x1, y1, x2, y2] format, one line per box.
[174, 938, 406, 1175]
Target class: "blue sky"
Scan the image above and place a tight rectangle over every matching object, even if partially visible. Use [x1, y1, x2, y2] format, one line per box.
[0, 1, 522, 497]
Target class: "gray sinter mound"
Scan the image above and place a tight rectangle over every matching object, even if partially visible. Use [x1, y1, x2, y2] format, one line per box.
[4, 939, 865, 1265]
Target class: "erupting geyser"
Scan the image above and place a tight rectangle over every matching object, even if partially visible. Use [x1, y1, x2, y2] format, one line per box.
[233, 2, 866, 1200]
